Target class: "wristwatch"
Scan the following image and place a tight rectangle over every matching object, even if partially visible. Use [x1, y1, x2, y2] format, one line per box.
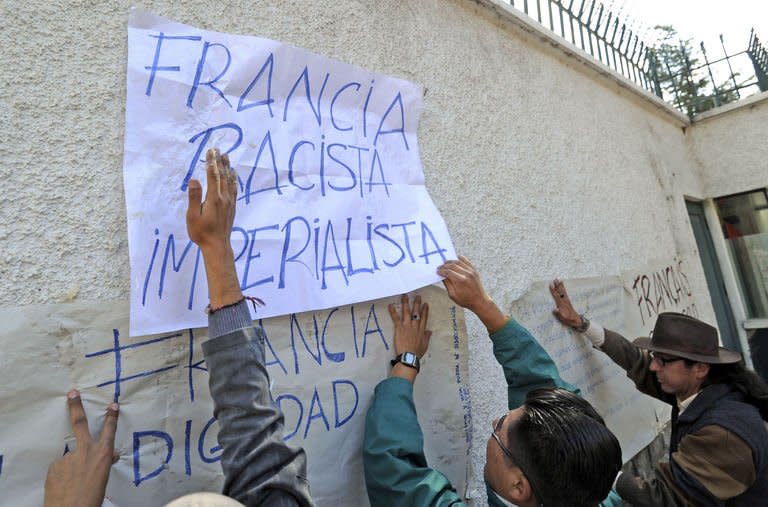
[574, 314, 590, 333]
[391, 352, 420, 372]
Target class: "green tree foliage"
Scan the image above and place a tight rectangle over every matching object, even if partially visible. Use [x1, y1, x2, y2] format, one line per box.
[649, 25, 739, 118]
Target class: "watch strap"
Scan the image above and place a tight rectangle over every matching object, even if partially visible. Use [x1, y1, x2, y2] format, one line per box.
[390, 352, 421, 372]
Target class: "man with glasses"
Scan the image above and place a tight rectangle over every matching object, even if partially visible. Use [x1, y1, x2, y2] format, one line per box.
[550, 279, 768, 507]
[363, 257, 622, 507]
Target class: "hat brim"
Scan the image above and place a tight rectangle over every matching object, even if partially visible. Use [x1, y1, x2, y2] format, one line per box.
[633, 336, 742, 364]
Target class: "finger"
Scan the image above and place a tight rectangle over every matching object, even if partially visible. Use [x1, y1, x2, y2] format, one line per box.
[400, 294, 410, 323]
[412, 295, 422, 321]
[187, 179, 202, 221]
[222, 154, 236, 200]
[548, 281, 560, 299]
[99, 402, 120, 448]
[419, 303, 430, 331]
[440, 266, 468, 284]
[67, 390, 91, 446]
[458, 255, 473, 268]
[205, 148, 221, 202]
[388, 303, 400, 324]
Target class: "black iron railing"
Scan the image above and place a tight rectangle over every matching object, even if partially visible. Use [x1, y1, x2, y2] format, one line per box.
[500, 0, 768, 118]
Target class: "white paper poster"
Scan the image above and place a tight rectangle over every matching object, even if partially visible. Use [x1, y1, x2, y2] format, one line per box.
[0, 285, 471, 507]
[508, 258, 697, 462]
[123, 9, 456, 336]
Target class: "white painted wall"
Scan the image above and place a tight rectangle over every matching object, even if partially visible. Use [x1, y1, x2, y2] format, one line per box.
[689, 92, 768, 197]
[1, 0, 761, 503]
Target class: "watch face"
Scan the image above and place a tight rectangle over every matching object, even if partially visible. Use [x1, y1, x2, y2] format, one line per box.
[402, 352, 416, 364]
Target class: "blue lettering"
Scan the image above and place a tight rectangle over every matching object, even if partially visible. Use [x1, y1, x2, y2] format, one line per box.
[321, 309, 345, 362]
[132, 430, 173, 486]
[321, 220, 349, 290]
[187, 42, 232, 108]
[283, 67, 330, 126]
[373, 224, 406, 267]
[144, 33, 201, 96]
[288, 140, 316, 191]
[330, 82, 361, 131]
[303, 387, 330, 438]
[158, 234, 194, 299]
[198, 417, 222, 464]
[345, 217, 374, 276]
[241, 224, 279, 290]
[258, 320, 288, 375]
[332, 379, 359, 428]
[238, 52, 275, 115]
[278, 216, 311, 289]
[419, 222, 448, 264]
[367, 149, 391, 196]
[374, 91, 409, 150]
[276, 393, 303, 441]
[327, 143, 356, 191]
[142, 228, 160, 306]
[183, 123, 243, 191]
[244, 130, 285, 202]
[289, 314, 322, 374]
[362, 304, 388, 357]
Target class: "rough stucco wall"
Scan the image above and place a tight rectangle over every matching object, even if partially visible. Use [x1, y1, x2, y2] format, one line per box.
[688, 93, 768, 197]
[1, 0, 724, 503]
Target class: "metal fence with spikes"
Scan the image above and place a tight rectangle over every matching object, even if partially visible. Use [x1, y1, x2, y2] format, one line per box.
[502, 0, 768, 118]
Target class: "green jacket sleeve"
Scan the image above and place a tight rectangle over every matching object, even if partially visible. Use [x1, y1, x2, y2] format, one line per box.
[489, 318, 580, 409]
[362, 377, 466, 507]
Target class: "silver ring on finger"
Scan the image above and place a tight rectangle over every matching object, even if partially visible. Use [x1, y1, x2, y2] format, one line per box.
[411, 314, 420, 321]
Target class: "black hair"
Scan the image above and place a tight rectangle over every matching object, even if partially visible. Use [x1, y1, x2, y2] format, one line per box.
[702, 362, 768, 420]
[508, 388, 622, 507]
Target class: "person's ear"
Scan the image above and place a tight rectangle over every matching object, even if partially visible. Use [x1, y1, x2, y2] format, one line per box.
[694, 362, 710, 381]
[505, 466, 533, 504]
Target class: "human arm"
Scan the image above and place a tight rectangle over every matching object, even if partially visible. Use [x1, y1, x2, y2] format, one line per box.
[437, 257, 578, 409]
[362, 293, 465, 506]
[549, 279, 670, 402]
[363, 378, 465, 507]
[188, 148, 312, 506]
[44, 391, 119, 507]
[617, 424, 757, 507]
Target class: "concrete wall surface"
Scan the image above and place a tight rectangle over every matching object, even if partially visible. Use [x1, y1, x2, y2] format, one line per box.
[1, 0, 762, 504]
[688, 92, 768, 197]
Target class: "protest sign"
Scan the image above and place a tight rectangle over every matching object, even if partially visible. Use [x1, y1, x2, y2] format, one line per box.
[0, 285, 471, 507]
[507, 257, 696, 461]
[123, 9, 456, 336]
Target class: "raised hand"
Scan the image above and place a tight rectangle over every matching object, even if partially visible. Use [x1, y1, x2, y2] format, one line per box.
[549, 279, 583, 329]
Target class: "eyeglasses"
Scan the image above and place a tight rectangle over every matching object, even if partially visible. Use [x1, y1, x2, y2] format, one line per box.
[491, 414, 515, 462]
[650, 351, 685, 366]
[491, 415, 545, 506]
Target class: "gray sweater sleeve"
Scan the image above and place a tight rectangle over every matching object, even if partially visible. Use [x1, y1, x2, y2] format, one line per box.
[203, 301, 314, 506]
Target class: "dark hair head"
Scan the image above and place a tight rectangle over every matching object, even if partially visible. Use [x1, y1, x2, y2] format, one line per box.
[508, 388, 622, 507]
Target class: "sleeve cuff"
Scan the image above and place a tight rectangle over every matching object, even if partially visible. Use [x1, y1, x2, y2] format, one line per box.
[208, 300, 253, 339]
[582, 321, 605, 347]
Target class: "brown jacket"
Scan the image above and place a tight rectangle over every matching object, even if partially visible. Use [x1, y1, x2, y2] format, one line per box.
[601, 329, 760, 507]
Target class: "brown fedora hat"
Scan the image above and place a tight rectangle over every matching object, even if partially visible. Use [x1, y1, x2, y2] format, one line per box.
[633, 312, 742, 364]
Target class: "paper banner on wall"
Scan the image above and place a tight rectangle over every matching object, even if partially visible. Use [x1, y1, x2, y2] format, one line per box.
[123, 8, 456, 336]
[508, 257, 697, 462]
[0, 285, 471, 507]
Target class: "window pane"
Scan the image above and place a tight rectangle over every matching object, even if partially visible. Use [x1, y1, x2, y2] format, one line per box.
[716, 189, 768, 319]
